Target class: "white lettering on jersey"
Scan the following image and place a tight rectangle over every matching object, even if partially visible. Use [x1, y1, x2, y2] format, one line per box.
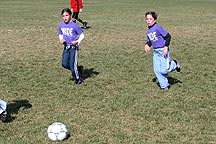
[61, 28, 73, 36]
[147, 32, 158, 42]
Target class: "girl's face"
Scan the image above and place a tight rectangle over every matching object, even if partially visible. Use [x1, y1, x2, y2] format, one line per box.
[62, 12, 71, 24]
[145, 14, 156, 26]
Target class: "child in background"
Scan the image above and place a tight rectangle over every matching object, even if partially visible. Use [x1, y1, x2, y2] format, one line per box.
[0, 99, 8, 122]
[144, 11, 181, 90]
[58, 8, 85, 84]
[70, 0, 88, 29]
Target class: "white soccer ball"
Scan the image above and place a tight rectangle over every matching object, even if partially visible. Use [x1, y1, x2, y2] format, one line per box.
[47, 122, 68, 141]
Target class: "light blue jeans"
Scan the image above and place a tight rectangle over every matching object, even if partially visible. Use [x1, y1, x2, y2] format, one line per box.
[0, 99, 7, 114]
[153, 48, 176, 88]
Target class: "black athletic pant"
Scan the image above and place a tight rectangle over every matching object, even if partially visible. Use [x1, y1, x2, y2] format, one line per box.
[72, 12, 83, 24]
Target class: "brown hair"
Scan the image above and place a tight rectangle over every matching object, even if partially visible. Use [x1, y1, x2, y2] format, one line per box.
[145, 11, 157, 20]
[61, 8, 72, 15]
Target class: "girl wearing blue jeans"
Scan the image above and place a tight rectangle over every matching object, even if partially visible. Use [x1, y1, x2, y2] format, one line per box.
[144, 11, 181, 90]
[58, 8, 85, 84]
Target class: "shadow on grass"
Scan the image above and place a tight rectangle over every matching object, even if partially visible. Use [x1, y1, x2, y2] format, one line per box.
[83, 68, 99, 80]
[167, 76, 182, 85]
[6, 99, 32, 123]
[152, 76, 182, 87]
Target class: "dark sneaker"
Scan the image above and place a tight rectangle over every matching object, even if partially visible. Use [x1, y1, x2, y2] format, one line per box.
[70, 77, 76, 81]
[82, 22, 88, 29]
[160, 85, 170, 90]
[78, 66, 83, 77]
[75, 77, 84, 85]
[0, 111, 8, 122]
[173, 59, 181, 72]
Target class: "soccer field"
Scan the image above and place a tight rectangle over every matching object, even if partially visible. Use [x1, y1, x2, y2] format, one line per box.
[0, 0, 215, 143]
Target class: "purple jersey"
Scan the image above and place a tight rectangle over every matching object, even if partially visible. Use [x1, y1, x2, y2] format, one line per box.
[58, 21, 83, 46]
[146, 24, 168, 49]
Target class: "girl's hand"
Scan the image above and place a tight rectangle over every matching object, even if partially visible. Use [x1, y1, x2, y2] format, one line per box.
[60, 39, 66, 44]
[71, 40, 78, 46]
[144, 44, 151, 52]
[163, 46, 168, 56]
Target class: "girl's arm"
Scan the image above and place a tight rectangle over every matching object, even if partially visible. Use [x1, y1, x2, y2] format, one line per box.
[164, 33, 171, 47]
[144, 43, 151, 52]
[163, 33, 171, 56]
[71, 33, 84, 46]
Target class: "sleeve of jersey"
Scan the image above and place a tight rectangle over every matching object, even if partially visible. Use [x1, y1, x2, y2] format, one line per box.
[58, 25, 63, 41]
[158, 26, 168, 37]
[158, 26, 171, 46]
[79, 0, 83, 9]
[76, 25, 84, 35]
[146, 34, 152, 47]
[70, 0, 73, 8]
[164, 33, 171, 47]
[57, 25, 62, 35]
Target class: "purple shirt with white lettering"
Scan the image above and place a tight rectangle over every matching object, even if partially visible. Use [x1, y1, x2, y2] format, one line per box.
[58, 21, 83, 46]
[146, 24, 168, 49]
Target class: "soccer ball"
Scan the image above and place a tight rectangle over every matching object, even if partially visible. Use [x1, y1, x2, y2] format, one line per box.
[47, 122, 68, 141]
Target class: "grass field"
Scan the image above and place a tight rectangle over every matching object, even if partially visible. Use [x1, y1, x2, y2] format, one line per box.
[0, 0, 215, 143]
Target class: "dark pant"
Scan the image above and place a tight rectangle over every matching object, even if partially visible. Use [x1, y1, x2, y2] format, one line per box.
[72, 12, 83, 24]
[62, 46, 80, 80]
[72, 12, 79, 20]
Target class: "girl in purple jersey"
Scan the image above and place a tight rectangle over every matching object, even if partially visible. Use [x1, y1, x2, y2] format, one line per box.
[144, 11, 181, 90]
[58, 8, 85, 84]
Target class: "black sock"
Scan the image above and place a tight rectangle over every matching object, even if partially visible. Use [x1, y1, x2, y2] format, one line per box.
[77, 18, 83, 24]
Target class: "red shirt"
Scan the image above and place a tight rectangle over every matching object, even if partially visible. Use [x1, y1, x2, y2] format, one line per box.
[70, 0, 83, 12]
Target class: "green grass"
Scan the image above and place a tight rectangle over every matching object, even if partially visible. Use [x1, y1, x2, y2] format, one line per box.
[0, 0, 215, 143]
